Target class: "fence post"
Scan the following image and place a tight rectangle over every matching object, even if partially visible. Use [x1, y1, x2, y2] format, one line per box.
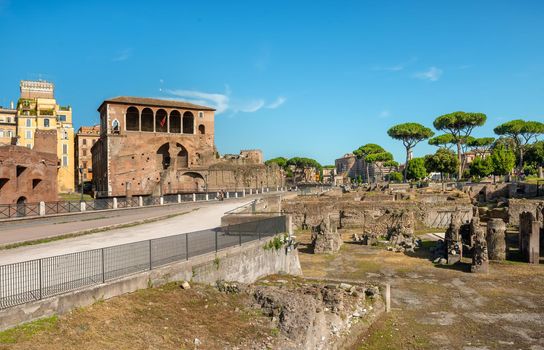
[101, 248, 105, 283]
[385, 284, 391, 313]
[226, 191, 230, 199]
[39, 201, 45, 216]
[249, 188, 253, 195]
[38, 259, 43, 300]
[149, 240, 152, 270]
[185, 233, 189, 260]
[239, 230, 242, 246]
[177, 194, 182, 203]
[80, 201, 86, 212]
[139, 196, 143, 207]
[242, 189, 246, 197]
[205, 193, 209, 201]
[192, 193, 196, 202]
[112, 197, 118, 209]
[159, 196, 164, 205]
[215, 230, 218, 253]
[235, 192, 238, 198]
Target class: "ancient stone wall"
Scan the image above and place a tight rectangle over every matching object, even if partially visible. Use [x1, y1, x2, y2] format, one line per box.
[508, 199, 544, 226]
[283, 195, 473, 233]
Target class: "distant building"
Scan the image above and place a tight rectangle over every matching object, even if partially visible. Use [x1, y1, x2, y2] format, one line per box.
[15, 80, 75, 192]
[0, 129, 58, 205]
[335, 153, 395, 183]
[75, 125, 100, 187]
[0, 104, 17, 146]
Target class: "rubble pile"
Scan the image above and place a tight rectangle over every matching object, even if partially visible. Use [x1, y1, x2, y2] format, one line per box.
[385, 224, 421, 253]
[252, 280, 382, 350]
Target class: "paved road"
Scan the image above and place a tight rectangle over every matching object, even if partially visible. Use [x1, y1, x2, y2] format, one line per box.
[0, 198, 255, 265]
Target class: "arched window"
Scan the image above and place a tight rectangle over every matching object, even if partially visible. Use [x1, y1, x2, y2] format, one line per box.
[169, 110, 181, 133]
[141, 108, 154, 132]
[157, 143, 171, 170]
[198, 124, 205, 134]
[126, 106, 139, 131]
[176, 143, 189, 168]
[183, 112, 194, 134]
[112, 119, 120, 134]
[155, 109, 168, 133]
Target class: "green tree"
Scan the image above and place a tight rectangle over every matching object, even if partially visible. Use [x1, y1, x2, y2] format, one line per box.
[387, 123, 434, 182]
[388, 171, 403, 183]
[467, 137, 495, 158]
[493, 119, 544, 171]
[424, 149, 458, 184]
[406, 157, 427, 181]
[525, 141, 544, 168]
[433, 111, 487, 178]
[265, 157, 288, 169]
[428, 134, 456, 150]
[490, 143, 516, 179]
[469, 157, 493, 179]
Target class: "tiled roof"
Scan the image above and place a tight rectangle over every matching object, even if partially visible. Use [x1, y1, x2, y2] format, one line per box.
[100, 96, 215, 111]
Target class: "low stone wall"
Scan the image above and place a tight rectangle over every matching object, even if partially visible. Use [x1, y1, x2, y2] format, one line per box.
[0, 237, 301, 331]
[508, 199, 544, 226]
[283, 197, 473, 231]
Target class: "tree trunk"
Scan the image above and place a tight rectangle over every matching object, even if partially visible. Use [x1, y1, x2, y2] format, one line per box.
[456, 141, 462, 181]
[519, 148, 524, 175]
[404, 148, 409, 182]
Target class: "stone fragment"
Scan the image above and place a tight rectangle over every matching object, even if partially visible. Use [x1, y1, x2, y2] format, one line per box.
[180, 281, 191, 289]
[311, 215, 342, 254]
[486, 218, 506, 261]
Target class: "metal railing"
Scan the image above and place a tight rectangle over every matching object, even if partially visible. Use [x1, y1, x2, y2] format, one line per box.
[0, 215, 287, 310]
[0, 187, 285, 220]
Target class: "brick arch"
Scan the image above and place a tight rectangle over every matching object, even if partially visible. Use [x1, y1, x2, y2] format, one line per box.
[126, 106, 139, 131]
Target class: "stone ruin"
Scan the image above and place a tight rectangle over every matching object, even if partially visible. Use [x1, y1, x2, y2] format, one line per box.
[470, 207, 488, 273]
[385, 220, 420, 253]
[486, 218, 507, 261]
[444, 211, 463, 265]
[311, 215, 342, 254]
[519, 211, 541, 264]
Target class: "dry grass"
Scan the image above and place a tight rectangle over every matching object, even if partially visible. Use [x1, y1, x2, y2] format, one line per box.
[0, 283, 276, 350]
[297, 228, 544, 350]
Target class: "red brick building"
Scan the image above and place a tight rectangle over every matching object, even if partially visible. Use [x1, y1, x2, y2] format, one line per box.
[0, 129, 58, 205]
[74, 124, 100, 188]
[92, 97, 283, 197]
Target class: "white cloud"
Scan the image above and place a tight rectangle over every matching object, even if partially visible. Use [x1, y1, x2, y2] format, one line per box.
[163, 89, 230, 114]
[158, 87, 286, 115]
[238, 99, 265, 113]
[414, 66, 443, 81]
[112, 48, 132, 62]
[266, 96, 286, 109]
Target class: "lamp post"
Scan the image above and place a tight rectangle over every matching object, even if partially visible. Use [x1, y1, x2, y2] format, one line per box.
[78, 166, 84, 201]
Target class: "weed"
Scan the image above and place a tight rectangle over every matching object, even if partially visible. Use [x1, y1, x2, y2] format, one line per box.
[0, 316, 58, 344]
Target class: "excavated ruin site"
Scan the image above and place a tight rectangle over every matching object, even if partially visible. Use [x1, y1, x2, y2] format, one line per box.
[1, 183, 543, 349]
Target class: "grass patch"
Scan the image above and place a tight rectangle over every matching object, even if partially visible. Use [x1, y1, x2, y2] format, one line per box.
[58, 193, 93, 201]
[0, 316, 58, 344]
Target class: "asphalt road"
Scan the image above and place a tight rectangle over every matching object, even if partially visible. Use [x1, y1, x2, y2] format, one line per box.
[0, 197, 256, 264]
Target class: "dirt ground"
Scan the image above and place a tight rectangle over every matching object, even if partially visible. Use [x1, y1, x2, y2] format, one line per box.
[297, 229, 544, 350]
[0, 283, 279, 350]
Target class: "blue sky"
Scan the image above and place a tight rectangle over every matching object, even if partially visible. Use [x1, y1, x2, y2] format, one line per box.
[1, 0, 543, 164]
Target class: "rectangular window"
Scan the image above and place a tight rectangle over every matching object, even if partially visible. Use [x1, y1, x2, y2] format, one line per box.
[58, 115, 67, 122]
[26, 144, 32, 149]
[62, 144, 68, 154]
[83, 161, 88, 169]
[7, 117, 11, 123]
[62, 155, 68, 167]
[83, 139, 87, 145]
[25, 130, 32, 139]
[82, 150, 87, 157]
[44, 118, 50, 128]
[26, 119, 31, 127]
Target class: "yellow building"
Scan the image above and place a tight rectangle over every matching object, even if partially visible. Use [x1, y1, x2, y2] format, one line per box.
[0, 104, 17, 146]
[16, 80, 75, 192]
